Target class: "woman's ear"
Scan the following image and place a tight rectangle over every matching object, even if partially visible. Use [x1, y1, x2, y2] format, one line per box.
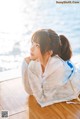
[50, 50, 53, 56]
[48, 50, 53, 56]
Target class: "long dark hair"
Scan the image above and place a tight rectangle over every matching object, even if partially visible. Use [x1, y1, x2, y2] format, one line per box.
[31, 29, 72, 61]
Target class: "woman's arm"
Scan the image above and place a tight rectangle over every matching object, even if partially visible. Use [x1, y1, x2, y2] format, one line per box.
[28, 68, 47, 105]
[22, 57, 32, 95]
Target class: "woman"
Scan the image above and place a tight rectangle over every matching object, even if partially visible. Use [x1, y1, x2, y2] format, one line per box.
[22, 29, 80, 107]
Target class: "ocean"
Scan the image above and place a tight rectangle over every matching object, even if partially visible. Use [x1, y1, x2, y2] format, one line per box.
[0, 0, 80, 74]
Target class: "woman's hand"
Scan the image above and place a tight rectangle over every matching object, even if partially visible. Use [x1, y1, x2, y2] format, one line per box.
[25, 56, 31, 64]
[25, 56, 40, 64]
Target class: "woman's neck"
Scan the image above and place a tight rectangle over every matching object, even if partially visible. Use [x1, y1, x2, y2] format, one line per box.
[40, 56, 50, 73]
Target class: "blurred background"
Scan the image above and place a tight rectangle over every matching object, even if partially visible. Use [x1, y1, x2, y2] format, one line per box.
[0, 0, 80, 81]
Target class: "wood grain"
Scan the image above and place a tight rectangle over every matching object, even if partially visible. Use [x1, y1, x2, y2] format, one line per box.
[0, 105, 3, 119]
[0, 78, 80, 119]
[0, 78, 28, 115]
[9, 111, 28, 119]
[28, 96, 80, 119]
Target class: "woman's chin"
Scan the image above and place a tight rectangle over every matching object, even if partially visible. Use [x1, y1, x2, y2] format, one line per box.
[30, 56, 36, 60]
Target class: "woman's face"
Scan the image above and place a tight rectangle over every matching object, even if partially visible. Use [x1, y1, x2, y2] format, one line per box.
[30, 41, 53, 63]
[30, 42, 42, 60]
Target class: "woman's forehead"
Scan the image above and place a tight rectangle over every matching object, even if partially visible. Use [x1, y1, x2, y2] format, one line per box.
[31, 37, 40, 44]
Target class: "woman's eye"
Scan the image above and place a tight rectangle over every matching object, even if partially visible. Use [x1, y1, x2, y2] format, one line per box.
[36, 44, 40, 47]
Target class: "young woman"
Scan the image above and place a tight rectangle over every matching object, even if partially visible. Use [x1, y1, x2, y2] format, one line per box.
[22, 29, 80, 107]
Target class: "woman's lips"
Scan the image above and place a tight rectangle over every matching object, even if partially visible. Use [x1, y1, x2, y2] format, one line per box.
[30, 52, 34, 56]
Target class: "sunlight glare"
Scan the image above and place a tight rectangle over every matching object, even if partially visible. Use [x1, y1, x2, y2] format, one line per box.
[0, 0, 25, 33]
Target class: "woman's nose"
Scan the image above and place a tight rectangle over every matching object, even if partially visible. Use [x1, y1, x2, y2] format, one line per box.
[30, 45, 34, 51]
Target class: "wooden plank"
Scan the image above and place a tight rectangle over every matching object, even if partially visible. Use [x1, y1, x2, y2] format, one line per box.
[0, 78, 80, 119]
[0, 106, 3, 119]
[0, 104, 3, 112]
[60, 102, 80, 119]
[0, 105, 3, 110]
[0, 83, 1, 105]
[9, 111, 28, 119]
[28, 96, 80, 119]
[29, 96, 64, 119]
[0, 78, 28, 115]
[9, 110, 38, 119]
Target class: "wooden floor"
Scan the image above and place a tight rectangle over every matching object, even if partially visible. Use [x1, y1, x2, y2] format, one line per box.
[0, 78, 80, 119]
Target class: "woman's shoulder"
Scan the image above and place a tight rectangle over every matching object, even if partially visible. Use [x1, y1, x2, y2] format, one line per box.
[48, 55, 64, 71]
[51, 55, 64, 66]
[53, 55, 75, 68]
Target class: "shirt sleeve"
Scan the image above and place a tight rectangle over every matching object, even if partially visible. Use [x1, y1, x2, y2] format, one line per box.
[28, 68, 47, 105]
[22, 60, 32, 95]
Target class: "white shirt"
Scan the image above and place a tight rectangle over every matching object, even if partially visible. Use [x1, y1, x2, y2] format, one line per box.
[22, 55, 80, 107]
